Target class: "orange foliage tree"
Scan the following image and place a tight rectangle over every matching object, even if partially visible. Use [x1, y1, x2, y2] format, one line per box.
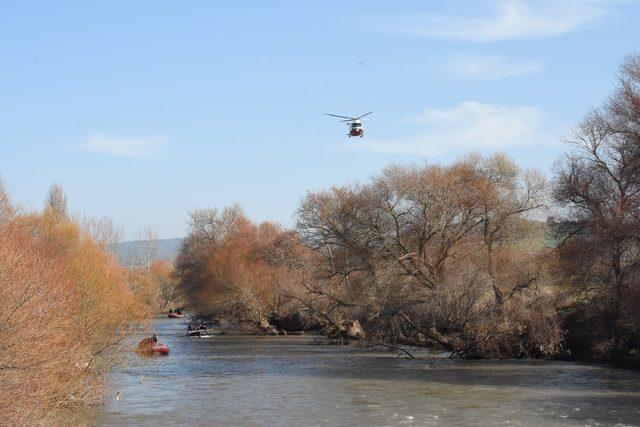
[128, 260, 180, 313]
[176, 207, 309, 332]
[0, 184, 145, 425]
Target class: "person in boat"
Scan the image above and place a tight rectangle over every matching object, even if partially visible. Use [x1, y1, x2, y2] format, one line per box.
[169, 308, 173, 314]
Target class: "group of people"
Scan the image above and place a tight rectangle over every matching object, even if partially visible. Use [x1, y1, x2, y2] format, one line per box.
[187, 323, 207, 332]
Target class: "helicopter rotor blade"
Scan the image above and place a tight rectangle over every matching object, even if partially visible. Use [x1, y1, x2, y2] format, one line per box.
[354, 111, 373, 120]
[324, 113, 355, 120]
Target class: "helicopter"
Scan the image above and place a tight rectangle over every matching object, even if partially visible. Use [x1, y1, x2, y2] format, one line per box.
[324, 111, 373, 138]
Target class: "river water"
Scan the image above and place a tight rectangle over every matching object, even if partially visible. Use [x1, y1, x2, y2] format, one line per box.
[92, 317, 640, 426]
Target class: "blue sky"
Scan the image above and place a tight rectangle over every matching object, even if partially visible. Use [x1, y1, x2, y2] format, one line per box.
[1, 1, 639, 239]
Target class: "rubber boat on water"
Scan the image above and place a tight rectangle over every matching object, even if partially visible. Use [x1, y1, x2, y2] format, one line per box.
[168, 312, 184, 318]
[186, 325, 209, 337]
[137, 334, 170, 356]
[150, 343, 170, 355]
[186, 329, 210, 337]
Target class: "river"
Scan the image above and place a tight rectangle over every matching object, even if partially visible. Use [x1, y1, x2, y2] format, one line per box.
[91, 317, 640, 426]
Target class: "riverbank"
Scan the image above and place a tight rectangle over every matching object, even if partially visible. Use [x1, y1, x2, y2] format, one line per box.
[92, 317, 640, 426]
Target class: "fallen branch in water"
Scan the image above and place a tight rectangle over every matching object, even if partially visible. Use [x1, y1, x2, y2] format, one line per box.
[365, 343, 415, 359]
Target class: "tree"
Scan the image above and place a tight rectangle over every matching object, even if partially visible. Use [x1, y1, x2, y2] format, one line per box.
[79, 214, 123, 255]
[0, 187, 143, 424]
[176, 205, 245, 308]
[176, 206, 310, 333]
[297, 155, 559, 357]
[134, 228, 158, 271]
[45, 183, 68, 219]
[187, 204, 243, 247]
[553, 54, 640, 361]
[0, 177, 14, 223]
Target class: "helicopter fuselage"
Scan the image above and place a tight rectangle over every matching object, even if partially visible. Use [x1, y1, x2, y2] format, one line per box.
[348, 120, 364, 137]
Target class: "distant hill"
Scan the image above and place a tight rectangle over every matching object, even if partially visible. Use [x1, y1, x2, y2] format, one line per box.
[116, 237, 184, 266]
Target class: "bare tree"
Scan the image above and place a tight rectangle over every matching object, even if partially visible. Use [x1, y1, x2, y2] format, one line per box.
[0, 177, 14, 223]
[297, 155, 558, 358]
[79, 214, 124, 255]
[134, 228, 158, 271]
[45, 183, 68, 218]
[187, 204, 243, 247]
[553, 53, 640, 361]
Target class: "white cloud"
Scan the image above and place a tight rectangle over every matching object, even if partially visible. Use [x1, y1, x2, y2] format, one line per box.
[81, 134, 168, 158]
[444, 53, 541, 79]
[387, 0, 611, 42]
[363, 101, 548, 156]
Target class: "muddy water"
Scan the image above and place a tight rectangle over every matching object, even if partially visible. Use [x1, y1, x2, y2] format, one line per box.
[92, 317, 640, 426]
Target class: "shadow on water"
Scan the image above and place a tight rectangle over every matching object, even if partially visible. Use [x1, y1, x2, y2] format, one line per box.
[91, 317, 640, 426]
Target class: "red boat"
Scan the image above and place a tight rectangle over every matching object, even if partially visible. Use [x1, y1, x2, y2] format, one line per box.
[168, 312, 184, 318]
[137, 335, 170, 356]
[150, 343, 169, 355]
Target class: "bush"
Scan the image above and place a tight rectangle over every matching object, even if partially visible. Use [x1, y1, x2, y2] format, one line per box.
[0, 189, 144, 425]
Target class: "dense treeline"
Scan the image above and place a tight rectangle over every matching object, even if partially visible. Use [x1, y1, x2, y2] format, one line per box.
[295, 154, 560, 358]
[177, 156, 560, 357]
[0, 183, 174, 424]
[128, 260, 181, 314]
[553, 54, 640, 362]
[175, 205, 313, 333]
[177, 54, 640, 363]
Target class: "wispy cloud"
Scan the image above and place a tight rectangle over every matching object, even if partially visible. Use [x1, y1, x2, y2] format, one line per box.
[363, 101, 549, 156]
[443, 53, 541, 79]
[81, 134, 168, 158]
[386, 0, 611, 42]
